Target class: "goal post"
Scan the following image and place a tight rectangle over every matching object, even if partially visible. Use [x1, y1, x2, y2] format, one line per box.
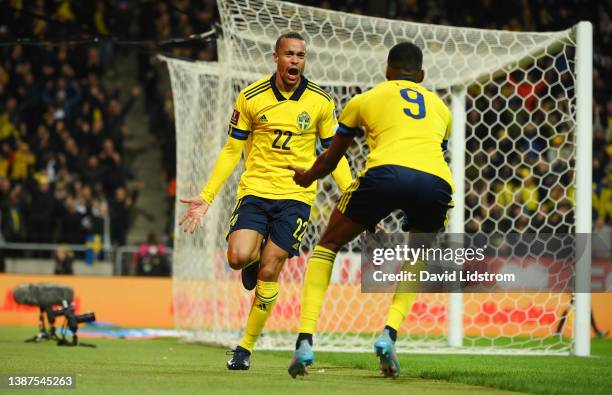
[448, 86, 467, 348]
[573, 21, 593, 357]
[165, 0, 592, 355]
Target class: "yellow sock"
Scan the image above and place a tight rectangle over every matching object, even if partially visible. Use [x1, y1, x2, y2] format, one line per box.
[385, 260, 422, 329]
[385, 292, 417, 330]
[239, 280, 279, 352]
[298, 245, 335, 334]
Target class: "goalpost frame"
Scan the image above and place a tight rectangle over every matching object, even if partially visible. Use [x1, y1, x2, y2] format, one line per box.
[573, 21, 593, 357]
[449, 86, 467, 348]
[166, 0, 594, 353]
[446, 21, 593, 355]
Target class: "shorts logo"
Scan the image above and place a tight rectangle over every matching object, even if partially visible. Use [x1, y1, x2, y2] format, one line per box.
[292, 242, 300, 250]
[231, 109, 240, 126]
[297, 111, 311, 131]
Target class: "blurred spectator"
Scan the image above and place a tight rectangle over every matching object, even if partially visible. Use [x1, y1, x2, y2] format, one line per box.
[593, 217, 611, 258]
[104, 85, 140, 152]
[28, 174, 58, 245]
[1, 180, 27, 243]
[109, 186, 133, 246]
[58, 195, 85, 244]
[519, 174, 539, 213]
[10, 141, 36, 182]
[135, 233, 170, 276]
[54, 245, 74, 275]
[594, 171, 611, 223]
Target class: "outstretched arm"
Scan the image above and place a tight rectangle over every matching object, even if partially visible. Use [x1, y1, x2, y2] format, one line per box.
[179, 135, 245, 233]
[199, 135, 245, 204]
[290, 133, 354, 188]
[331, 154, 353, 192]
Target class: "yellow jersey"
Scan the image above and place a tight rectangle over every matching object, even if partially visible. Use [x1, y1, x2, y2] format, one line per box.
[201, 74, 351, 206]
[337, 79, 454, 191]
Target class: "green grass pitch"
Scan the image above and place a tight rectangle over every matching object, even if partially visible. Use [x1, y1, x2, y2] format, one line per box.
[0, 326, 610, 395]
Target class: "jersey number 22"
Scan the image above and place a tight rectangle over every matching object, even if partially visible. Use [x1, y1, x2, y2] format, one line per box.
[272, 130, 292, 150]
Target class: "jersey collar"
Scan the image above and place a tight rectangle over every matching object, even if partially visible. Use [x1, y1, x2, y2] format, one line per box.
[270, 73, 309, 102]
[396, 77, 418, 82]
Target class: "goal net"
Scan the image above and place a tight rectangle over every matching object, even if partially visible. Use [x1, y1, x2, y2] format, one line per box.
[166, 0, 588, 354]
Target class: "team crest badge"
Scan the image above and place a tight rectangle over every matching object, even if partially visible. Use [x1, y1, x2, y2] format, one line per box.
[297, 111, 311, 131]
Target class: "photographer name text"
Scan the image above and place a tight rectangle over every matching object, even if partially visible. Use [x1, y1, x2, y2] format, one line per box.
[372, 270, 516, 283]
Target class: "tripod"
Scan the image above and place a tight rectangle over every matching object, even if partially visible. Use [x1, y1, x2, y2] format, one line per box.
[24, 306, 58, 343]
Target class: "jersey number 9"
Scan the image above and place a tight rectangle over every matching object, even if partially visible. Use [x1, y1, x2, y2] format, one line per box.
[400, 88, 426, 120]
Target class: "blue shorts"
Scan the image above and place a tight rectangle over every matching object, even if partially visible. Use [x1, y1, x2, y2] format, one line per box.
[337, 165, 453, 232]
[227, 195, 311, 257]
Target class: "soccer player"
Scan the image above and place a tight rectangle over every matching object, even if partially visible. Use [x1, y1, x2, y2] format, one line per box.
[178, 32, 353, 371]
[287, 42, 454, 378]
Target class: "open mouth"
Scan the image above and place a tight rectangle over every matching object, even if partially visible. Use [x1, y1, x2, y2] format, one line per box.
[288, 68, 299, 77]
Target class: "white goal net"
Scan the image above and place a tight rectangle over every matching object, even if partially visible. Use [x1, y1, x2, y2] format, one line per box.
[166, 0, 590, 354]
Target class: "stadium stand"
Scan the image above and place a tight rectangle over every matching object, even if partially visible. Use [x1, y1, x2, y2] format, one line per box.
[0, 0, 609, 264]
[0, 2, 141, 254]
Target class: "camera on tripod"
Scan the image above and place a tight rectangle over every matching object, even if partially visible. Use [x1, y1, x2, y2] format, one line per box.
[13, 283, 97, 347]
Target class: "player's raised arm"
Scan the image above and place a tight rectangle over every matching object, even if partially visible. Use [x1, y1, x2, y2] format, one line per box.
[314, 99, 353, 191]
[291, 133, 354, 188]
[178, 134, 246, 233]
[179, 96, 251, 234]
[330, 152, 353, 192]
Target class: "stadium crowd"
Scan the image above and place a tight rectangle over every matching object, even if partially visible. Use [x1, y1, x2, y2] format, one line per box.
[145, 0, 611, 238]
[0, 1, 141, 251]
[0, 0, 610, 260]
[297, 0, 611, 236]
